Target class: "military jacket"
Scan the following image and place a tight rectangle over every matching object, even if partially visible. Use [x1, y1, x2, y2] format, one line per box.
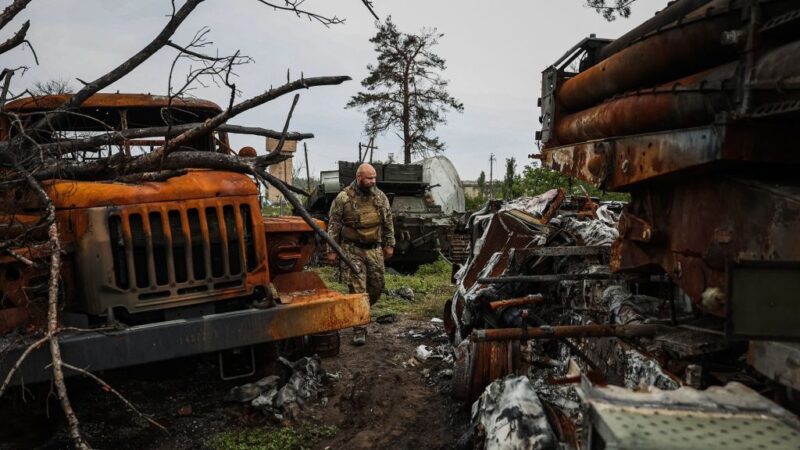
[328, 182, 396, 247]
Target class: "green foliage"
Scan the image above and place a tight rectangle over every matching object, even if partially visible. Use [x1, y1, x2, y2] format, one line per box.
[501, 157, 524, 200]
[312, 257, 454, 319]
[346, 17, 463, 163]
[586, 0, 634, 21]
[477, 171, 486, 196]
[312, 265, 349, 295]
[464, 194, 486, 211]
[517, 165, 630, 202]
[209, 425, 338, 450]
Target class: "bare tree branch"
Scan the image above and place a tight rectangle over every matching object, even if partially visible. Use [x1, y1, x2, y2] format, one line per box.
[220, 123, 313, 140]
[62, 362, 168, 432]
[254, 0, 344, 26]
[0, 0, 31, 31]
[24, 169, 90, 449]
[159, 75, 348, 156]
[6, 122, 313, 157]
[0, 335, 48, 398]
[0, 68, 15, 109]
[270, 93, 300, 156]
[0, 19, 29, 55]
[361, 0, 379, 20]
[23, 0, 204, 135]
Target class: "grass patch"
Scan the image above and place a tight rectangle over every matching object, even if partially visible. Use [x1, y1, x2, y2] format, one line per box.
[312, 258, 455, 320]
[262, 205, 290, 217]
[209, 425, 337, 450]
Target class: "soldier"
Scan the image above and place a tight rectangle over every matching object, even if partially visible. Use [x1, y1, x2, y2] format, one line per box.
[327, 163, 395, 345]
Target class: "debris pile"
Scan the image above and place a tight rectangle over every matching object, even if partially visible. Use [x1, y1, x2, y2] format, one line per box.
[226, 355, 328, 420]
[459, 375, 556, 450]
[445, 189, 800, 448]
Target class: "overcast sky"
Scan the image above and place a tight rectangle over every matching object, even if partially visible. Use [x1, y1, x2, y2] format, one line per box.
[4, 0, 664, 180]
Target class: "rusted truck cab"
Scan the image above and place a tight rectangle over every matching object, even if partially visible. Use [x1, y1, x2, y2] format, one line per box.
[0, 94, 369, 384]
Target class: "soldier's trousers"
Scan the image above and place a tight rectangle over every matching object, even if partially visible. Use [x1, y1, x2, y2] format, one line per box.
[340, 242, 385, 305]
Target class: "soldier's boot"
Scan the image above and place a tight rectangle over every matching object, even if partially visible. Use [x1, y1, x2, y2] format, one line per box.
[352, 326, 367, 346]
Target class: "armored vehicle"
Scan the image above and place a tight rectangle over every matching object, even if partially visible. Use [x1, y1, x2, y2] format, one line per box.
[307, 159, 468, 268]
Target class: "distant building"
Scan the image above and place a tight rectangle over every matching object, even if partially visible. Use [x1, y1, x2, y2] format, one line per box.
[462, 180, 481, 199]
[266, 137, 296, 204]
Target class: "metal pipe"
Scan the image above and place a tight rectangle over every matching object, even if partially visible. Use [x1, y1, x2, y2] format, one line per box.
[554, 63, 736, 144]
[593, 0, 714, 64]
[557, 0, 742, 111]
[471, 324, 663, 342]
[552, 39, 800, 144]
[488, 294, 545, 310]
[477, 273, 666, 284]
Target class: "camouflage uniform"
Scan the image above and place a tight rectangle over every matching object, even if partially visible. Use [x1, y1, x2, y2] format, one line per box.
[328, 182, 395, 304]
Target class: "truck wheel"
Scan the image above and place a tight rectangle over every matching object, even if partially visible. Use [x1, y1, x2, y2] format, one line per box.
[309, 331, 341, 358]
[452, 339, 520, 405]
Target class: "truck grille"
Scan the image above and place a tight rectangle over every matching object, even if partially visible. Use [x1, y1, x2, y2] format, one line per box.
[108, 203, 257, 300]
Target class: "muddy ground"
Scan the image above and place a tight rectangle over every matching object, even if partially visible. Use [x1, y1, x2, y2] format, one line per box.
[0, 317, 470, 450]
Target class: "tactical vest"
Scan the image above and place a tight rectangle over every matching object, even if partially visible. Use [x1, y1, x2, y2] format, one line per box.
[341, 186, 384, 244]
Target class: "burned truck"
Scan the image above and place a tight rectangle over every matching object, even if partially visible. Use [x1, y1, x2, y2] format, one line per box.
[0, 94, 369, 385]
[451, 1, 800, 448]
[307, 158, 468, 268]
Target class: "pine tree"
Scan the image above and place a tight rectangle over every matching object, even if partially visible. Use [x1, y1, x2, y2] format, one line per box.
[346, 17, 463, 164]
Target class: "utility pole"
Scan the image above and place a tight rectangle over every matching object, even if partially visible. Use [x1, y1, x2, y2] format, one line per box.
[489, 153, 496, 200]
[360, 137, 378, 163]
[304, 142, 311, 192]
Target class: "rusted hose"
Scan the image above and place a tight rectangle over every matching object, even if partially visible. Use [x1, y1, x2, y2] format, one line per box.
[488, 294, 544, 310]
[471, 324, 663, 342]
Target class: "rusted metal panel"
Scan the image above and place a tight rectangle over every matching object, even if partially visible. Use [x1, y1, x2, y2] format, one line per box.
[41, 171, 258, 209]
[263, 216, 325, 233]
[540, 140, 610, 188]
[74, 194, 269, 316]
[612, 177, 800, 319]
[727, 261, 800, 340]
[0, 307, 29, 334]
[542, 123, 800, 191]
[271, 271, 328, 297]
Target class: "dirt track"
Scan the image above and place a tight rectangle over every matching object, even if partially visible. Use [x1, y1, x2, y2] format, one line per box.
[0, 317, 469, 449]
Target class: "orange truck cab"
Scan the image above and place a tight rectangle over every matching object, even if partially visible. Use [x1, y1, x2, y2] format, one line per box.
[0, 94, 369, 384]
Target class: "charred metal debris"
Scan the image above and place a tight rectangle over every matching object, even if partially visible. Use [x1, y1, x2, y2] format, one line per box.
[448, 189, 800, 449]
[452, 0, 800, 447]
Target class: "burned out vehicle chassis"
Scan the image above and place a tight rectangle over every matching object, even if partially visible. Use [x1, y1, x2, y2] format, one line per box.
[452, 1, 800, 447]
[0, 94, 369, 386]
